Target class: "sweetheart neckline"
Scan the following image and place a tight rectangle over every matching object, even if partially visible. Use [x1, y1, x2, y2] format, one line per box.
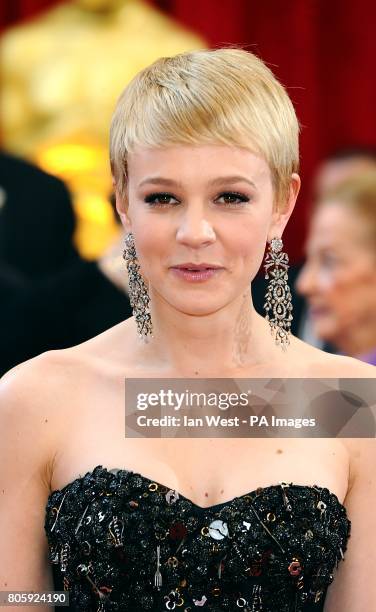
[47, 464, 348, 514]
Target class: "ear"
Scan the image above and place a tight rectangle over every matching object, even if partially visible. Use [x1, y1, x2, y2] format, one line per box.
[267, 173, 301, 241]
[114, 186, 132, 233]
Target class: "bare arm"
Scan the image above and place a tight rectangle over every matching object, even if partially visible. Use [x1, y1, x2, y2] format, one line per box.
[0, 356, 59, 611]
[324, 438, 376, 611]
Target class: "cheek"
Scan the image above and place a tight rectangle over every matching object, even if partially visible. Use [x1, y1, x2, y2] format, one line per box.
[127, 217, 166, 276]
[344, 267, 376, 310]
[324, 264, 376, 315]
[136, 235, 165, 277]
[237, 241, 266, 273]
[324, 273, 355, 301]
[232, 219, 269, 267]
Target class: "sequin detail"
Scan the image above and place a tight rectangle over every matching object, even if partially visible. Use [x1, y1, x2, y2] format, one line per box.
[44, 466, 350, 611]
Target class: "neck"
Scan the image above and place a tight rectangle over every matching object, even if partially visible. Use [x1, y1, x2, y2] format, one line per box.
[134, 290, 283, 375]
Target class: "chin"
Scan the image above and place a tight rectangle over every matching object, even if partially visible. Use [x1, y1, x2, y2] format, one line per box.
[163, 294, 227, 316]
[313, 320, 339, 346]
[174, 303, 225, 317]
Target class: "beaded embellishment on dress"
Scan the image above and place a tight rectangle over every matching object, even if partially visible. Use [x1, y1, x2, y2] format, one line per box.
[45, 466, 350, 611]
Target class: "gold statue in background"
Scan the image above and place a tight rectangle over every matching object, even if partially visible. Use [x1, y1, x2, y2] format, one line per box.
[0, 0, 204, 257]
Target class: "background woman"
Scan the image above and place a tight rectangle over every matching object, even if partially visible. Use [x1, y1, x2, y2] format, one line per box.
[296, 171, 376, 364]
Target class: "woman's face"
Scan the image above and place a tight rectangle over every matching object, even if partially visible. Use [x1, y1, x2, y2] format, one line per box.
[117, 144, 297, 317]
[296, 203, 376, 344]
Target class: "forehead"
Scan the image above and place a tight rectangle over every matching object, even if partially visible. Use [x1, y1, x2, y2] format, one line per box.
[307, 203, 365, 249]
[126, 144, 272, 185]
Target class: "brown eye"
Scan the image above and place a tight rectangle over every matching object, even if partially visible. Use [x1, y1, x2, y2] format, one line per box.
[216, 192, 250, 206]
[144, 192, 178, 206]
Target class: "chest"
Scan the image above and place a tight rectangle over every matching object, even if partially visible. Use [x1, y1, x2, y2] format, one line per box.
[51, 367, 350, 507]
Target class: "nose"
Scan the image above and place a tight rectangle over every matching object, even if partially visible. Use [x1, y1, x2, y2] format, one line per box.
[295, 260, 318, 297]
[175, 205, 216, 248]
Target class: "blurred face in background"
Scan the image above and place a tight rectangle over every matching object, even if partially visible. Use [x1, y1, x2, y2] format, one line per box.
[295, 201, 376, 354]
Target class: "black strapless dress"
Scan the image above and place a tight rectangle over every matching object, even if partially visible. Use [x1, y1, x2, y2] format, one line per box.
[44, 465, 350, 611]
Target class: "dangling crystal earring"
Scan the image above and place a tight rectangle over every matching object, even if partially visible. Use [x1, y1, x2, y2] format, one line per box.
[263, 237, 293, 351]
[123, 232, 153, 341]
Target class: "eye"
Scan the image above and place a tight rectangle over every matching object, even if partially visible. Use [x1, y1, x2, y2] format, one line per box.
[216, 192, 250, 206]
[144, 192, 179, 207]
[320, 253, 339, 267]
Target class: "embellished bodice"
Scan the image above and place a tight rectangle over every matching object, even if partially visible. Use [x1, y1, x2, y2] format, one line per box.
[44, 466, 350, 611]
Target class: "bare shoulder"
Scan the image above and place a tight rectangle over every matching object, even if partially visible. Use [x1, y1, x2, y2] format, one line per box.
[0, 317, 131, 388]
[0, 339, 112, 492]
[319, 352, 376, 378]
[315, 352, 376, 467]
[0, 316, 136, 419]
[290, 335, 376, 378]
[0, 348, 87, 464]
[0, 346, 87, 407]
[290, 337, 376, 472]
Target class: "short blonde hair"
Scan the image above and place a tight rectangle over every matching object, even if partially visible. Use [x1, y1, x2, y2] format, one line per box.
[315, 170, 376, 249]
[110, 47, 300, 207]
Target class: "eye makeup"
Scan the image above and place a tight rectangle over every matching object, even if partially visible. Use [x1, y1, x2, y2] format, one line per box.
[143, 191, 251, 208]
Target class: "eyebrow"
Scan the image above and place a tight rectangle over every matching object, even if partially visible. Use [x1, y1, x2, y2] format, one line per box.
[138, 175, 257, 189]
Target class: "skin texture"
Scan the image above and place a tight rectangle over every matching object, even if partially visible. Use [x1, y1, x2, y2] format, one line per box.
[295, 202, 376, 357]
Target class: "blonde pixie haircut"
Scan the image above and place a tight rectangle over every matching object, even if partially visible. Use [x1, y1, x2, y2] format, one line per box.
[110, 47, 300, 208]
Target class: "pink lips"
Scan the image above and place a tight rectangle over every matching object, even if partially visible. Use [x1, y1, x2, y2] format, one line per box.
[170, 263, 224, 282]
[309, 306, 329, 318]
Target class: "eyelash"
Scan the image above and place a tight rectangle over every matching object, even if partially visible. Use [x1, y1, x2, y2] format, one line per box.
[143, 191, 251, 207]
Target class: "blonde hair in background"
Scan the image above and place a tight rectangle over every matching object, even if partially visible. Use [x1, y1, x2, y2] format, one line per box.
[110, 47, 300, 209]
[315, 170, 376, 249]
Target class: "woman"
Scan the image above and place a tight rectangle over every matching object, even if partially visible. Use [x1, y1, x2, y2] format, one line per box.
[0, 48, 375, 612]
[296, 171, 376, 364]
